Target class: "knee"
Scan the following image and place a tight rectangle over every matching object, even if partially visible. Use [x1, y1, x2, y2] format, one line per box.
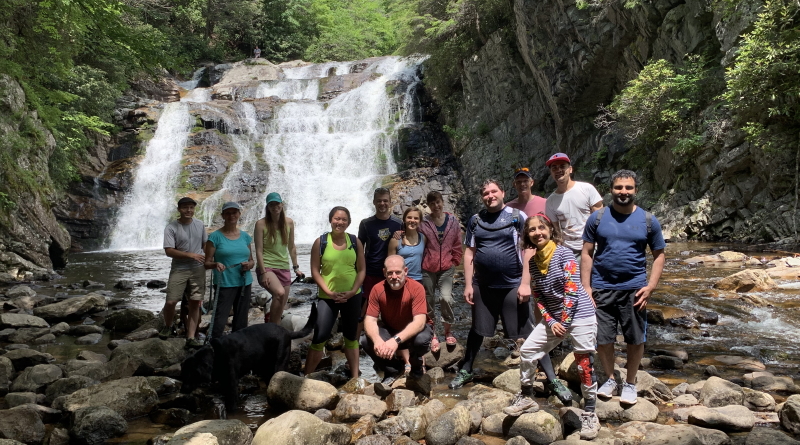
[574, 352, 595, 386]
[164, 301, 178, 309]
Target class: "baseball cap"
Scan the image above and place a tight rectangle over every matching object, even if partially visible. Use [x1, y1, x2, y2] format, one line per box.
[545, 153, 571, 167]
[514, 167, 533, 179]
[221, 201, 241, 212]
[177, 197, 196, 206]
[266, 192, 282, 204]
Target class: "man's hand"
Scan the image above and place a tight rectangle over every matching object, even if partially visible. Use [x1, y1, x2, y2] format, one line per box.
[551, 322, 567, 338]
[191, 253, 205, 263]
[634, 286, 654, 310]
[517, 285, 531, 303]
[392, 230, 404, 240]
[375, 339, 398, 359]
[463, 286, 474, 305]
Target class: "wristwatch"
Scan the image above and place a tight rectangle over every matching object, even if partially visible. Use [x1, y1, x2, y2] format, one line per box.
[393, 336, 402, 344]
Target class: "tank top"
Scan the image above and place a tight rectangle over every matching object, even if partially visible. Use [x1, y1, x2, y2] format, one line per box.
[397, 232, 425, 280]
[319, 232, 358, 299]
[262, 224, 290, 269]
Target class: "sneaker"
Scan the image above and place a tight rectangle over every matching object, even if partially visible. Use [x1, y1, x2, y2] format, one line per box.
[158, 325, 172, 340]
[597, 378, 618, 398]
[503, 388, 540, 416]
[579, 412, 601, 440]
[545, 379, 573, 404]
[184, 338, 204, 349]
[448, 369, 474, 389]
[620, 382, 638, 405]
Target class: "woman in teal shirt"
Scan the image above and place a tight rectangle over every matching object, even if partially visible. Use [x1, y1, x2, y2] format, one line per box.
[204, 201, 255, 340]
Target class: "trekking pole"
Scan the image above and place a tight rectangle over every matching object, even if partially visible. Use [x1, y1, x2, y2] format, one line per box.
[205, 272, 220, 345]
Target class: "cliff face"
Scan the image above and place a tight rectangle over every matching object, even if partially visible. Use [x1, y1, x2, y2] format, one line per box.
[451, 0, 795, 242]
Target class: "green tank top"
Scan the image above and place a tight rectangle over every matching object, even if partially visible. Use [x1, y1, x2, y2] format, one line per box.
[262, 224, 290, 269]
[319, 232, 357, 299]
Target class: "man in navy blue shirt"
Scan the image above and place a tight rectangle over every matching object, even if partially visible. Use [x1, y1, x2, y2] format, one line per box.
[581, 170, 665, 405]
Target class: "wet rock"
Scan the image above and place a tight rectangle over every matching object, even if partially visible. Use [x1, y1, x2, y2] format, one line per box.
[651, 355, 684, 370]
[427, 366, 445, 383]
[50, 322, 70, 335]
[714, 269, 776, 292]
[149, 408, 192, 426]
[340, 377, 370, 393]
[33, 293, 108, 320]
[507, 411, 562, 444]
[252, 410, 350, 445]
[356, 435, 391, 445]
[0, 405, 46, 443]
[423, 343, 465, 369]
[646, 309, 666, 325]
[147, 376, 181, 395]
[75, 333, 103, 345]
[110, 337, 187, 371]
[9, 327, 51, 343]
[492, 368, 521, 394]
[780, 394, 800, 434]
[77, 350, 108, 363]
[669, 317, 700, 330]
[386, 389, 416, 412]
[426, 405, 471, 445]
[695, 311, 719, 325]
[742, 387, 776, 412]
[146, 280, 167, 289]
[374, 416, 409, 439]
[48, 427, 70, 445]
[3, 348, 53, 370]
[5, 392, 38, 407]
[53, 376, 159, 419]
[33, 333, 56, 344]
[688, 404, 755, 431]
[351, 414, 376, 443]
[700, 376, 744, 407]
[674, 394, 700, 406]
[649, 348, 689, 362]
[313, 408, 332, 422]
[325, 332, 344, 350]
[114, 280, 135, 290]
[744, 371, 797, 392]
[704, 365, 720, 377]
[405, 373, 432, 396]
[70, 325, 104, 336]
[108, 339, 131, 349]
[374, 382, 394, 398]
[468, 384, 514, 417]
[71, 405, 128, 444]
[46, 376, 99, 403]
[11, 363, 62, 393]
[168, 419, 253, 445]
[266, 371, 338, 411]
[596, 397, 659, 422]
[745, 427, 800, 445]
[124, 328, 159, 341]
[0, 313, 49, 329]
[334, 394, 387, 422]
[102, 308, 156, 332]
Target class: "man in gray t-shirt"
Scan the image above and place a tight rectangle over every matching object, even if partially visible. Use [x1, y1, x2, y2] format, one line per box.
[160, 197, 207, 348]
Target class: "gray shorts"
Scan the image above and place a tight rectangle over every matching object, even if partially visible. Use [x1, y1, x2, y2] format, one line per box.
[594, 288, 647, 345]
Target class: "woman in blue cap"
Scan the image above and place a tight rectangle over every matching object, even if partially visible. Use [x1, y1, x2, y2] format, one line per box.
[204, 201, 255, 340]
[254, 192, 304, 323]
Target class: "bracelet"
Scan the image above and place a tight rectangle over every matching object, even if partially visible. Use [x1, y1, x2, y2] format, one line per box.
[292, 265, 300, 270]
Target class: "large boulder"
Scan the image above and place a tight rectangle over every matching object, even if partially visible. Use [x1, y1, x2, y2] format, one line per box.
[614, 422, 729, 445]
[700, 376, 744, 407]
[467, 385, 514, 417]
[102, 308, 156, 332]
[2, 348, 53, 371]
[167, 420, 252, 445]
[595, 397, 659, 422]
[70, 406, 128, 445]
[425, 405, 471, 445]
[334, 394, 387, 422]
[33, 293, 107, 320]
[618, 369, 674, 402]
[492, 369, 521, 394]
[422, 343, 465, 369]
[742, 387, 776, 412]
[745, 427, 800, 445]
[10, 363, 62, 393]
[53, 376, 158, 419]
[688, 404, 755, 432]
[374, 417, 409, 440]
[780, 394, 800, 435]
[507, 411, 563, 444]
[350, 415, 376, 443]
[252, 410, 349, 445]
[713, 270, 775, 292]
[0, 313, 48, 329]
[266, 371, 338, 412]
[45, 376, 98, 403]
[385, 389, 417, 412]
[4, 285, 36, 299]
[8, 327, 51, 344]
[0, 406, 46, 444]
[109, 338, 187, 371]
[744, 371, 798, 392]
[398, 400, 447, 441]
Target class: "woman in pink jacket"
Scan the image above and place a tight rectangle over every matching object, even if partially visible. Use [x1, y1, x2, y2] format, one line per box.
[419, 191, 463, 352]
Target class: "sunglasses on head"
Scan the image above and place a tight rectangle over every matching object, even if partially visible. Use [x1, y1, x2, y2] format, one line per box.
[514, 167, 530, 173]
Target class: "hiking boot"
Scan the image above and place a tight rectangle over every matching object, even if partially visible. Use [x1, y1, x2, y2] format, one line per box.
[503, 387, 539, 416]
[620, 382, 638, 405]
[580, 412, 601, 440]
[158, 325, 172, 340]
[597, 378, 618, 398]
[545, 378, 573, 404]
[184, 338, 204, 349]
[448, 369, 473, 390]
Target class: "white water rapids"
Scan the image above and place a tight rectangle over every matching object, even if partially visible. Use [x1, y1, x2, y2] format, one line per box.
[108, 56, 423, 250]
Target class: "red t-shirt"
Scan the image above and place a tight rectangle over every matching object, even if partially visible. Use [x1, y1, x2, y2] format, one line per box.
[366, 278, 428, 332]
[507, 195, 546, 217]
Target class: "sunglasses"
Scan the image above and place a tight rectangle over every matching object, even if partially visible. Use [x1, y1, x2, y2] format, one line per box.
[514, 167, 530, 173]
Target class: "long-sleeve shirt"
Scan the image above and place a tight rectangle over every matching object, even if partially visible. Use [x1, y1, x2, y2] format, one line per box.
[530, 245, 594, 329]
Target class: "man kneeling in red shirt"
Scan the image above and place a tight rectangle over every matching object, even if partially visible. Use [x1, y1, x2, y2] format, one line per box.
[362, 255, 432, 384]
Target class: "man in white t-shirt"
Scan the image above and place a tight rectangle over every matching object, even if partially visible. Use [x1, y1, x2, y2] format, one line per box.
[545, 153, 604, 256]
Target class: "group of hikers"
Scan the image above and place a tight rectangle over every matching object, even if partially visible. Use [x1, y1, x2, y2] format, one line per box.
[160, 152, 666, 441]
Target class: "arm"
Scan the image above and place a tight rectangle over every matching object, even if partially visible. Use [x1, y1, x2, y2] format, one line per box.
[254, 220, 266, 285]
[558, 257, 581, 331]
[451, 226, 464, 266]
[242, 242, 255, 272]
[518, 248, 535, 303]
[387, 237, 399, 256]
[203, 241, 224, 272]
[393, 313, 427, 343]
[580, 241, 595, 302]
[165, 248, 204, 264]
[462, 246, 476, 304]
[365, 314, 392, 359]
[287, 219, 302, 277]
[310, 238, 335, 297]
[635, 248, 665, 309]
[341, 239, 366, 301]
[590, 200, 603, 212]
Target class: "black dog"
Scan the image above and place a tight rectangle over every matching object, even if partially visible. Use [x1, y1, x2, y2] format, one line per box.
[179, 304, 316, 411]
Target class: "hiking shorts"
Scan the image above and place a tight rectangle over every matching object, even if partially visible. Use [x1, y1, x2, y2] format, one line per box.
[471, 286, 533, 339]
[166, 266, 206, 302]
[594, 288, 647, 345]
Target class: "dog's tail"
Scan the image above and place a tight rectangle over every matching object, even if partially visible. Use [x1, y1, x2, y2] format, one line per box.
[289, 302, 317, 340]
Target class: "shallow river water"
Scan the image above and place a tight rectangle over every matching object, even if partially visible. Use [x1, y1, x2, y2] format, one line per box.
[27, 242, 800, 442]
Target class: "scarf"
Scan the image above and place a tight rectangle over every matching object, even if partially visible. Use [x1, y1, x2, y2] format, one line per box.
[533, 240, 556, 276]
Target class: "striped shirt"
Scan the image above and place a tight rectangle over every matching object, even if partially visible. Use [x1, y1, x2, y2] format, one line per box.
[530, 245, 594, 329]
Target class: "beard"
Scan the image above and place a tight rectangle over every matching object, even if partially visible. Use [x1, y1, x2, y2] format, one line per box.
[388, 279, 404, 290]
[613, 194, 635, 207]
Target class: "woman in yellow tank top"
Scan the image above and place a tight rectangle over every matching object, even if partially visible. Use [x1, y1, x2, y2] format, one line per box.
[254, 192, 303, 323]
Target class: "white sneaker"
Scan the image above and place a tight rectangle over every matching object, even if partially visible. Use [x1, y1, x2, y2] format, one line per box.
[620, 382, 638, 404]
[597, 378, 618, 398]
[579, 412, 601, 440]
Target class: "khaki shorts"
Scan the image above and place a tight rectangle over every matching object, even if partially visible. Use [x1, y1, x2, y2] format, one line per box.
[166, 266, 206, 302]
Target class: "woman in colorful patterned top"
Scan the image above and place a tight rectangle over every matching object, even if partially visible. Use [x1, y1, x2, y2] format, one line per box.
[503, 213, 601, 441]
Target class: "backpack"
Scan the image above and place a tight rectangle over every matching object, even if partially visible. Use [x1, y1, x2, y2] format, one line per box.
[594, 207, 652, 234]
[470, 208, 523, 234]
[319, 232, 358, 268]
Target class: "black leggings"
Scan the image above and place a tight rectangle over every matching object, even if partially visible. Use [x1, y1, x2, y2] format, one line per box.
[212, 285, 252, 340]
[311, 294, 363, 346]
